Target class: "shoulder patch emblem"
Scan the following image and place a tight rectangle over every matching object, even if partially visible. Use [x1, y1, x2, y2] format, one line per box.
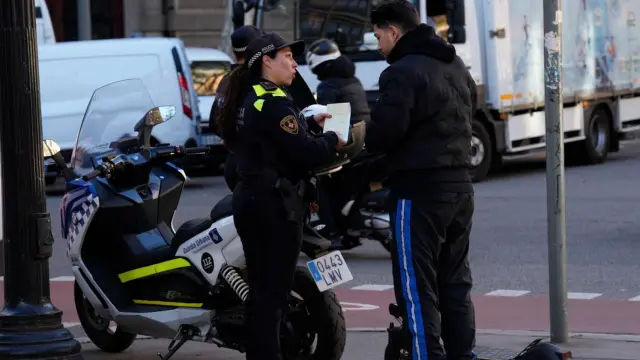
[280, 115, 299, 135]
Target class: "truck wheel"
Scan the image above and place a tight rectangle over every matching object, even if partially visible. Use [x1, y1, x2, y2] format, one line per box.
[469, 119, 492, 182]
[567, 107, 611, 165]
[582, 107, 611, 164]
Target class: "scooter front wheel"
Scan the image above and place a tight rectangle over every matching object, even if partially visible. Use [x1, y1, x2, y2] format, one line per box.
[74, 281, 137, 353]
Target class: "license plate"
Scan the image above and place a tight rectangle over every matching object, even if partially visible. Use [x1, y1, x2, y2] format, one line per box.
[200, 134, 222, 145]
[306, 250, 353, 292]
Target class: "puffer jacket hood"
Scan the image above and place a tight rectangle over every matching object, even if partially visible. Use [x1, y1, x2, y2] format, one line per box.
[387, 24, 456, 65]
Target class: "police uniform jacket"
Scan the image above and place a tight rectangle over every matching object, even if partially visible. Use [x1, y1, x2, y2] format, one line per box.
[234, 79, 340, 185]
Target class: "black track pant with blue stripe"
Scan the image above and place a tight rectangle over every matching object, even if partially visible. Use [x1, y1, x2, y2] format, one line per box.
[390, 192, 476, 360]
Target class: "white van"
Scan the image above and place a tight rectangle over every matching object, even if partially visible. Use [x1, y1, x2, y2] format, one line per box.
[39, 38, 202, 162]
[35, 0, 56, 44]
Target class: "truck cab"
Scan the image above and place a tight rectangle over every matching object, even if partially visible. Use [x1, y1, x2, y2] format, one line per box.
[294, 0, 640, 181]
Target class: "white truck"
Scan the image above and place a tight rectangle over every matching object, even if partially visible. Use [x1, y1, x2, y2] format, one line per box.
[294, 0, 640, 181]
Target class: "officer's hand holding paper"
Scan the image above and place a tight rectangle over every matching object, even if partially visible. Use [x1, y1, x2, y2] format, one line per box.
[323, 103, 351, 146]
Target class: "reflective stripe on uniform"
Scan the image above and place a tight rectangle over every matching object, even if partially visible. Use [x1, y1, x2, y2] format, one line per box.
[254, 99, 265, 111]
[118, 258, 191, 283]
[252, 84, 287, 98]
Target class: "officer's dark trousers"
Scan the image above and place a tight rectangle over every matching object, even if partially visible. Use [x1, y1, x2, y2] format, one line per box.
[389, 192, 476, 360]
[232, 185, 303, 360]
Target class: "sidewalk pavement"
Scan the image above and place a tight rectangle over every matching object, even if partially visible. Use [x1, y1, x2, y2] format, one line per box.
[79, 329, 640, 359]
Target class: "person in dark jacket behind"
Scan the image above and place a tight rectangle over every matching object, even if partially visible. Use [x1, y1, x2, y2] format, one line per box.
[306, 38, 371, 124]
[367, 1, 478, 360]
[209, 25, 263, 191]
[305, 39, 371, 247]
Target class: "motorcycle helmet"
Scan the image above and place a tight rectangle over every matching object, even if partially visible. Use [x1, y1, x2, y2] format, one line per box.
[305, 38, 341, 71]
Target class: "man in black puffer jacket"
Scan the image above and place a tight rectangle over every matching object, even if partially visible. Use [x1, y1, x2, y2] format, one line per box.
[367, 1, 477, 360]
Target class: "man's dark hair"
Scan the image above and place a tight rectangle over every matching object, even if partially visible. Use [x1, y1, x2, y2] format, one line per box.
[370, 0, 420, 33]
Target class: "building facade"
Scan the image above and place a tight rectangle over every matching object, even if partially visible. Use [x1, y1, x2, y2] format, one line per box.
[45, 0, 294, 48]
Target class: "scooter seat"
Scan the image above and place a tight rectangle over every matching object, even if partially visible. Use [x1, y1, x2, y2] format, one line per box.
[173, 218, 213, 247]
[210, 194, 233, 222]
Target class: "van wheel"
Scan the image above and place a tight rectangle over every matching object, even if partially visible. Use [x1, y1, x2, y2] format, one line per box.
[469, 119, 492, 182]
[567, 107, 611, 165]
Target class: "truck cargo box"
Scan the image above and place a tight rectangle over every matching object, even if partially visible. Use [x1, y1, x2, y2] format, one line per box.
[482, 0, 640, 115]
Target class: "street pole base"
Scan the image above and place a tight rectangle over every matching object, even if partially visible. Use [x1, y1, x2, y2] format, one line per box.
[0, 303, 83, 359]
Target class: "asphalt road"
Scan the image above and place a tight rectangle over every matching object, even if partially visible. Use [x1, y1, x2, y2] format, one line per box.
[44, 140, 640, 299]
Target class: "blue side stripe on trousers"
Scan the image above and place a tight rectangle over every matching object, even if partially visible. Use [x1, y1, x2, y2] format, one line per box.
[395, 199, 428, 360]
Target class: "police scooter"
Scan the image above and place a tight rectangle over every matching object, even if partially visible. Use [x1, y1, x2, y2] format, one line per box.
[46, 78, 356, 360]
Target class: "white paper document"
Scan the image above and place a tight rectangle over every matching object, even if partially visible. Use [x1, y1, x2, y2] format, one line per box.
[323, 103, 351, 142]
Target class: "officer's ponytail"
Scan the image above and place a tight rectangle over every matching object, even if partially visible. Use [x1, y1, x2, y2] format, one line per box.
[216, 65, 252, 150]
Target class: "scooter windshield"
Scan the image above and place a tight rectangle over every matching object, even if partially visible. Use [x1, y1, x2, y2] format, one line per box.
[70, 79, 156, 176]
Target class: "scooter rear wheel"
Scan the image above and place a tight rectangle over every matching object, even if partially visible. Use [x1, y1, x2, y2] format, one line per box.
[74, 281, 137, 353]
[280, 266, 347, 360]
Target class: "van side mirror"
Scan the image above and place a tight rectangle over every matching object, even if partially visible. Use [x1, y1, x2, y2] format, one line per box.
[446, 0, 466, 44]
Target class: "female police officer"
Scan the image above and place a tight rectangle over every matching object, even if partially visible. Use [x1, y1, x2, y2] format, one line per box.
[215, 33, 345, 360]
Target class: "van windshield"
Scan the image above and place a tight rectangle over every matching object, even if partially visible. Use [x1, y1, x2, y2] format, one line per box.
[191, 61, 231, 96]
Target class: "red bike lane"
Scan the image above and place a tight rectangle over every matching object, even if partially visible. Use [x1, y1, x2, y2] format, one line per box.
[3, 280, 640, 335]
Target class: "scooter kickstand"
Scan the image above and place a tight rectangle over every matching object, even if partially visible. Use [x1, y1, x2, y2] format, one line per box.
[157, 326, 194, 360]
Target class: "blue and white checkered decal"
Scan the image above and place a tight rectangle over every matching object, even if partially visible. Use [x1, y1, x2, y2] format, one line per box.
[61, 183, 100, 258]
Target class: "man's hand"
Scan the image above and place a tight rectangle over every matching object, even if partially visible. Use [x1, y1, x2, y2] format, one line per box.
[313, 112, 332, 126]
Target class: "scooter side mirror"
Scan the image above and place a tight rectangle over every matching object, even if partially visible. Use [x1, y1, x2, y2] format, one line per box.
[43, 139, 77, 181]
[134, 106, 176, 148]
[43, 139, 61, 158]
[144, 106, 176, 127]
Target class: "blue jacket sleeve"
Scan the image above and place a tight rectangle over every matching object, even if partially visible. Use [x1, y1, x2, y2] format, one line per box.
[260, 97, 340, 170]
[365, 66, 415, 153]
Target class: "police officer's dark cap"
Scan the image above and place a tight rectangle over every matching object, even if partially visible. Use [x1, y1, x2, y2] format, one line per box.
[231, 25, 263, 53]
[245, 33, 306, 69]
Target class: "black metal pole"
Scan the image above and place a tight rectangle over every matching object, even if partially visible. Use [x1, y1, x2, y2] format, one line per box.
[162, 0, 175, 37]
[0, 1, 83, 358]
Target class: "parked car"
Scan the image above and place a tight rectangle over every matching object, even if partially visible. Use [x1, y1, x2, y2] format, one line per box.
[186, 47, 233, 171]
